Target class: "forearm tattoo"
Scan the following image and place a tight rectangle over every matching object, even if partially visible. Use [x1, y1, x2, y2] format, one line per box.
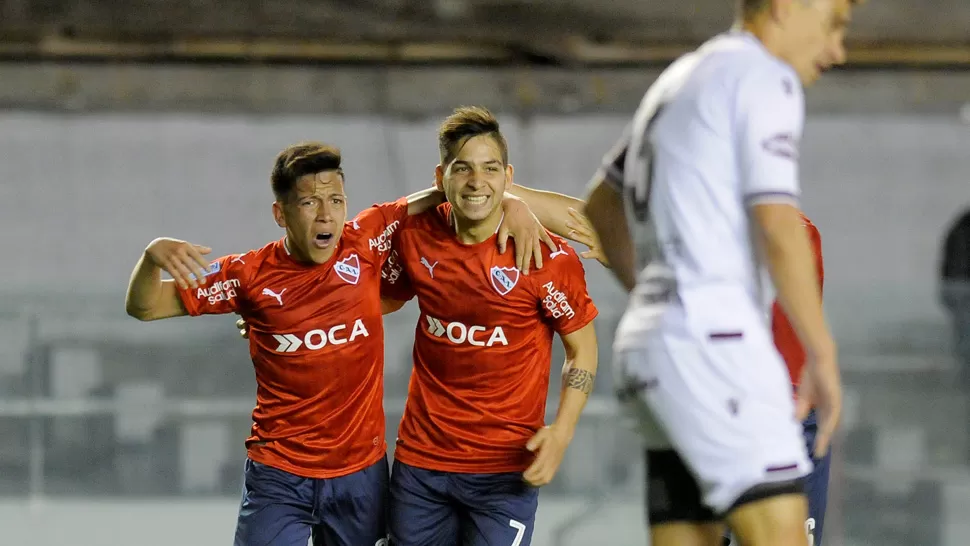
[564, 368, 595, 395]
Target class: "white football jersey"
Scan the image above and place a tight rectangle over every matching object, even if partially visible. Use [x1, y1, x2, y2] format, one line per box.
[599, 31, 805, 349]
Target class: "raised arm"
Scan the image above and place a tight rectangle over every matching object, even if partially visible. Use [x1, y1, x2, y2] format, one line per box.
[496, 184, 610, 274]
[508, 186, 606, 262]
[584, 178, 636, 291]
[405, 187, 447, 215]
[126, 238, 209, 321]
[507, 186, 584, 241]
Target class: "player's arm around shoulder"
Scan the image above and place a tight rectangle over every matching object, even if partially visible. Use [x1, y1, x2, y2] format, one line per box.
[351, 191, 436, 265]
[507, 185, 611, 270]
[356, 186, 446, 235]
[379, 249, 416, 314]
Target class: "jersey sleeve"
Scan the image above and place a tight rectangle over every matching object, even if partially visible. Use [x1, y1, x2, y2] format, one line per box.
[349, 197, 410, 265]
[174, 254, 250, 316]
[594, 123, 632, 192]
[736, 65, 805, 206]
[379, 248, 416, 302]
[534, 242, 599, 336]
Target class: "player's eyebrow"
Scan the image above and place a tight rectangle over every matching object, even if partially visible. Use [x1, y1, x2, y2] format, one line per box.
[454, 159, 502, 167]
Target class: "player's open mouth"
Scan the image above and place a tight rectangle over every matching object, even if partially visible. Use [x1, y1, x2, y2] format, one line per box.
[313, 233, 334, 249]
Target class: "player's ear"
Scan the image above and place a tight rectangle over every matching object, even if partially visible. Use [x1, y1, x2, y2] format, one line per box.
[505, 163, 515, 190]
[272, 201, 286, 228]
[434, 165, 445, 191]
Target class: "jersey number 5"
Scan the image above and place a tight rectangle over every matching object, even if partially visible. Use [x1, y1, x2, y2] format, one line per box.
[624, 102, 667, 224]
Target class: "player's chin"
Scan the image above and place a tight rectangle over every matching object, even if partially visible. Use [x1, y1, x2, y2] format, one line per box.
[466, 208, 506, 227]
[804, 65, 824, 86]
[307, 242, 338, 264]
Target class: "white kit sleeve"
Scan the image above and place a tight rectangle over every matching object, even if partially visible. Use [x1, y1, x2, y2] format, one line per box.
[735, 64, 805, 206]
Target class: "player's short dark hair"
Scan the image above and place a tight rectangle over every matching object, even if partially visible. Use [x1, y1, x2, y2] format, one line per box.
[271, 142, 343, 201]
[437, 106, 509, 166]
[740, 0, 863, 18]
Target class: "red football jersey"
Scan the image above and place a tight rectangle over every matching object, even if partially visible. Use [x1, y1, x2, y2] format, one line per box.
[382, 203, 598, 474]
[175, 198, 408, 479]
[771, 212, 824, 393]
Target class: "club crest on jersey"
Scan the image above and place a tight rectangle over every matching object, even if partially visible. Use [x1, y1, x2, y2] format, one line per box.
[334, 254, 361, 285]
[489, 266, 519, 296]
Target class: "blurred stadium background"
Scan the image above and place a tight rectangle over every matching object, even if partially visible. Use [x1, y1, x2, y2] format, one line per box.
[1, 0, 969, 544]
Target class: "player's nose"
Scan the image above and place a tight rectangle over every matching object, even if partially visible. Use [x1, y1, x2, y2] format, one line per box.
[316, 201, 335, 222]
[466, 173, 486, 189]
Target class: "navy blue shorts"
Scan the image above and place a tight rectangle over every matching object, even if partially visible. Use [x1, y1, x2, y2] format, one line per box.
[233, 456, 389, 546]
[388, 460, 539, 546]
[802, 412, 831, 546]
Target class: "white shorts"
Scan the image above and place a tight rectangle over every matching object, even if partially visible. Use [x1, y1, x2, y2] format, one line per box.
[614, 322, 812, 515]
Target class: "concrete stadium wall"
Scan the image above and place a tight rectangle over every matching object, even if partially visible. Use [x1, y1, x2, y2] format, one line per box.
[1, 112, 967, 355]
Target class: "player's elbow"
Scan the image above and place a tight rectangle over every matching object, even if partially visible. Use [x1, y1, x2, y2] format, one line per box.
[750, 203, 803, 248]
[125, 292, 162, 321]
[125, 295, 161, 321]
[562, 323, 599, 370]
[125, 303, 154, 321]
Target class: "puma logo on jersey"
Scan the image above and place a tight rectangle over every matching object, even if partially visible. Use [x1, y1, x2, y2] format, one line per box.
[420, 257, 438, 278]
[425, 315, 508, 347]
[549, 246, 567, 260]
[262, 287, 286, 306]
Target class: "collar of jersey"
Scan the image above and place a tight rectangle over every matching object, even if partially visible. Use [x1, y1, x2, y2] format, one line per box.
[445, 209, 505, 249]
[279, 236, 341, 268]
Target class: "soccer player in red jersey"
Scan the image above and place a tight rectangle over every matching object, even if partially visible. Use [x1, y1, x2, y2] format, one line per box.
[380, 107, 600, 546]
[124, 142, 559, 546]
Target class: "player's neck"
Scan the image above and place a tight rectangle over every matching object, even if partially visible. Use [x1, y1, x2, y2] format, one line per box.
[283, 236, 334, 265]
[452, 210, 502, 245]
[738, 16, 788, 65]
